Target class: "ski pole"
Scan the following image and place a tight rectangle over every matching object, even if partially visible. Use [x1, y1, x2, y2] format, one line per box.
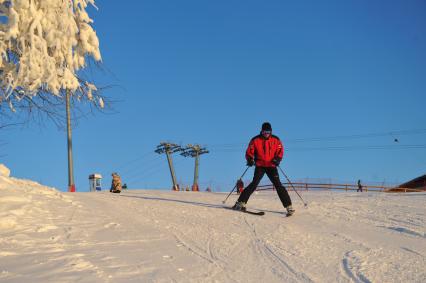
[222, 166, 250, 204]
[278, 166, 308, 207]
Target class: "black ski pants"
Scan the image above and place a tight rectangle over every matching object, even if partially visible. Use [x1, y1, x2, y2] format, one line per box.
[238, 166, 292, 207]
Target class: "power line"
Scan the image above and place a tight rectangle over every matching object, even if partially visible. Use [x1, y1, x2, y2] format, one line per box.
[124, 156, 165, 181]
[208, 144, 426, 153]
[289, 144, 426, 152]
[207, 128, 426, 150]
[115, 128, 426, 171]
[287, 128, 426, 143]
[116, 150, 157, 171]
[126, 158, 186, 188]
[120, 154, 163, 176]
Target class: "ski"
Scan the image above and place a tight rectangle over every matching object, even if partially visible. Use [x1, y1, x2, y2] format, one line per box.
[224, 207, 265, 216]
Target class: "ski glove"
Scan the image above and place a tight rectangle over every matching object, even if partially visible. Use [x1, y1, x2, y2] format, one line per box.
[246, 158, 255, 167]
[272, 157, 281, 166]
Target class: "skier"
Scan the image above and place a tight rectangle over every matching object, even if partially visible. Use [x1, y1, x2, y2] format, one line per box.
[232, 122, 295, 216]
[110, 172, 122, 193]
[357, 179, 363, 192]
[236, 179, 244, 194]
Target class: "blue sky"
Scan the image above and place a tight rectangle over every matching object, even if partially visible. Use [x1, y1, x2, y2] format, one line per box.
[3, 0, 426, 192]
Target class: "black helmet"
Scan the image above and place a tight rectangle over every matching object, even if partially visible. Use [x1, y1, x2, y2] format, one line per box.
[261, 122, 272, 131]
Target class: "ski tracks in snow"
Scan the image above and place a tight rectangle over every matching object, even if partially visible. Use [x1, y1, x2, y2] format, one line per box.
[145, 193, 311, 282]
[2, 187, 424, 282]
[305, 193, 426, 283]
[242, 216, 314, 283]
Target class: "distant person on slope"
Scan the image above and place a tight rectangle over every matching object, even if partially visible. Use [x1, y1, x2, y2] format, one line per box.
[236, 179, 244, 194]
[232, 122, 295, 216]
[357, 179, 363, 192]
[110, 173, 122, 193]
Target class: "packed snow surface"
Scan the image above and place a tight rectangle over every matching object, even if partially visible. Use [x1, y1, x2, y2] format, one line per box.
[0, 172, 425, 282]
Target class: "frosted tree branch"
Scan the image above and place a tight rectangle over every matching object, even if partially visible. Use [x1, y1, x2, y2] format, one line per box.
[0, 0, 104, 119]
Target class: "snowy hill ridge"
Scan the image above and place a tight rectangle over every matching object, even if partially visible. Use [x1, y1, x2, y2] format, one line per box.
[0, 164, 425, 282]
[0, 164, 76, 231]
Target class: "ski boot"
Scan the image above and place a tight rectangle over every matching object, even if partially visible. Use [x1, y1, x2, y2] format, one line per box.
[232, 201, 246, 212]
[286, 205, 295, 217]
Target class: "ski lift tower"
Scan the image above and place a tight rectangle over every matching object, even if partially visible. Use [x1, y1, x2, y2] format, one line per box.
[181, 144, 209, 191]
[155, 142, 182, 191]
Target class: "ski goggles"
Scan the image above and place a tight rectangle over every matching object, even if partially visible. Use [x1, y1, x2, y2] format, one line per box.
[262, 130, 272, 135]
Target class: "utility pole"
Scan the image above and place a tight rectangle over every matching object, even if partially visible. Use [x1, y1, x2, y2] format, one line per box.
[181, 144, 209, 191]
[66, 89, 75, 192]
[155, 142, 182, 191]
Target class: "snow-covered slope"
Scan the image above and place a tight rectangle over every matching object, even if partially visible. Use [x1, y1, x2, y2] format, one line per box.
[0, 166, 425, 282]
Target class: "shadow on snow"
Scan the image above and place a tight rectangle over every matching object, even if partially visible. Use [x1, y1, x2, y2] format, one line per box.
[118, 193, 284, 215]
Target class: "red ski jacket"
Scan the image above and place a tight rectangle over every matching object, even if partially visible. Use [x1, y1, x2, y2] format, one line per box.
[246, 134, 284, 167]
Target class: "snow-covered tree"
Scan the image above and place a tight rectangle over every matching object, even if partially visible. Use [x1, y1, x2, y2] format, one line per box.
[0, 0, 104, 121]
